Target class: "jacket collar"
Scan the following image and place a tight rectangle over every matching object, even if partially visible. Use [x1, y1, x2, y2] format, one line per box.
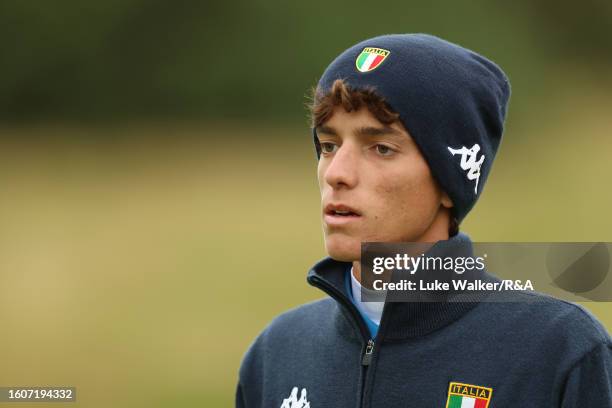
[307, 232, 497, 341]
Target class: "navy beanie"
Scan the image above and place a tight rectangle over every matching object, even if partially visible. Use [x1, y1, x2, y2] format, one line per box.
[312, 33, 511, 223]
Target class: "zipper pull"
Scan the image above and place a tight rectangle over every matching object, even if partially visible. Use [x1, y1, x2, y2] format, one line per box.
[361, 339, 375, 366]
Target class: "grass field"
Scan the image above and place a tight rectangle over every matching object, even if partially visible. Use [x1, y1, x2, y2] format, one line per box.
[0, 109, 611, 407]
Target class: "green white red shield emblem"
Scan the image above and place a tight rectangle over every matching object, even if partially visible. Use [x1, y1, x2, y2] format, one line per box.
[445, 382, 493, 408]
[355, 47, 391, 72]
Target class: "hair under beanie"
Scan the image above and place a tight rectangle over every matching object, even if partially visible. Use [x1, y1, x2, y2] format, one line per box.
[312, 33, 511, 223]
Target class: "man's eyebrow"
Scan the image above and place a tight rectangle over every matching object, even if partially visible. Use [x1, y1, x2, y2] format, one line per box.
[316, 125, 337, 136]
[316, 124, 405, 141]
[355, 125, 402, 138]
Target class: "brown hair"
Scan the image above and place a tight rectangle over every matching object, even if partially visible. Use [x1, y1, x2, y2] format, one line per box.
[307, 78, 459, 237]
[308, 79, 399, 128]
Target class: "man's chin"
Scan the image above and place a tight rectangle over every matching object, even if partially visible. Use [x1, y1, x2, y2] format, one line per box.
[324, 237, 360, 262]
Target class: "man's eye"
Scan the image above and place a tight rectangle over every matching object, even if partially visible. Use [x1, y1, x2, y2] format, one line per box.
[320, 142, 337, 154]
[375, 144, 394, 156]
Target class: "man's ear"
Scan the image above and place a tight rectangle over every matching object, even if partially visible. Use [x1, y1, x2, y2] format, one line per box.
[441, 191, 453, 209]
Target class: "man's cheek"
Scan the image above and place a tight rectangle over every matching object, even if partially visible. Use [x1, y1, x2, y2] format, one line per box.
[317, 163, 327, 190]
[374, 180, 397, 197]
[374, 183, 411, 212]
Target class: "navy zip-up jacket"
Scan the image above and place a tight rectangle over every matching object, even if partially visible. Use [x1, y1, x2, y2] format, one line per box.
[236, 233, 612, 407]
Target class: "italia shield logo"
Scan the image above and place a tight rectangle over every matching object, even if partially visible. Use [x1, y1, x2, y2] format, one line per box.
[445, 382, 493, 408]
[355, 47, 390, 72]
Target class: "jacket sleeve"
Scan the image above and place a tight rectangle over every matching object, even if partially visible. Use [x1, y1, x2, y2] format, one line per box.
[235, 329, 266, 408]
[561, 342, 612, 407]
[235, 381, 247, 408]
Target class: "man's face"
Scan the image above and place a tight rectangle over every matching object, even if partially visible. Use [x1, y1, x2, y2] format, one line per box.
[317, 106, 452, 262]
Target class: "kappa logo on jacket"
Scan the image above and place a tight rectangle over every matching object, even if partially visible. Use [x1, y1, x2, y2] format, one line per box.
[447, 144, 485, 194]
[280, 386, 310, 408]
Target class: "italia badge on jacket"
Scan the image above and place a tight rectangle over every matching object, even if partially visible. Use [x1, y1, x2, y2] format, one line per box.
[445, 382, 493, 408]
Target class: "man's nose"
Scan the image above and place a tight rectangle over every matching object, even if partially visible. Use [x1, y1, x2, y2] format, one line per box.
[324, 143, 359, 189]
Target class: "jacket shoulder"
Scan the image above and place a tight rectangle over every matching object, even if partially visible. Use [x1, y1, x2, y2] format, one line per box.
[492, 290, 611, 352]
[237, 297, 337, 377]
[526, 291, 608, 335]
[266, 297, 337, 334]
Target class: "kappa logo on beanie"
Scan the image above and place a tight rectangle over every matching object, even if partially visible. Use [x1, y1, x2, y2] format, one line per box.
[313, 33, 511, 223]
[447, 144, 486, 195]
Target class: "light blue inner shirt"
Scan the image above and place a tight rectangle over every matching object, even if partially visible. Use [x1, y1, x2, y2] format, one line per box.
[344, 266, 386, 339]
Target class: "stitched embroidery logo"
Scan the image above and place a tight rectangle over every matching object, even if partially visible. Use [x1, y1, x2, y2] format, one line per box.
[445, 381, 493, 408]
[280, 386, 310, 408]
[448, 144, 485, 194]
[355, 47, 390, 72]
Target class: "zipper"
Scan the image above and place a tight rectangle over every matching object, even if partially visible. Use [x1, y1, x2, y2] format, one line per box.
[359, 338, 375, 408]
[308, 274, 374, 408]
[359, 300, 393, 408]
[309, 272, 394, 407]
[361, 339, 375, 366]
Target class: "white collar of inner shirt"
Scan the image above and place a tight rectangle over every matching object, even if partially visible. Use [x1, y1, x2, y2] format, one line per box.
[349, 266, 386, 325]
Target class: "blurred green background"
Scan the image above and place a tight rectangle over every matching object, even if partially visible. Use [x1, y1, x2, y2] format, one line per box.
[0, 1, 611, 407]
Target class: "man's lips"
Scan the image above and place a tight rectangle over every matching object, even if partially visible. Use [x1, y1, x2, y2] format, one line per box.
[323, 203, 362, 226]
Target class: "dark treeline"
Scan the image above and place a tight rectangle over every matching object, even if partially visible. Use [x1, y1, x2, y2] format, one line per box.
[0, 0, 610, 122]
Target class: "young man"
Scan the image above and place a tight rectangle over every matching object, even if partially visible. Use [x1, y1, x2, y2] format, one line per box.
[236, 34, 612, 407]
